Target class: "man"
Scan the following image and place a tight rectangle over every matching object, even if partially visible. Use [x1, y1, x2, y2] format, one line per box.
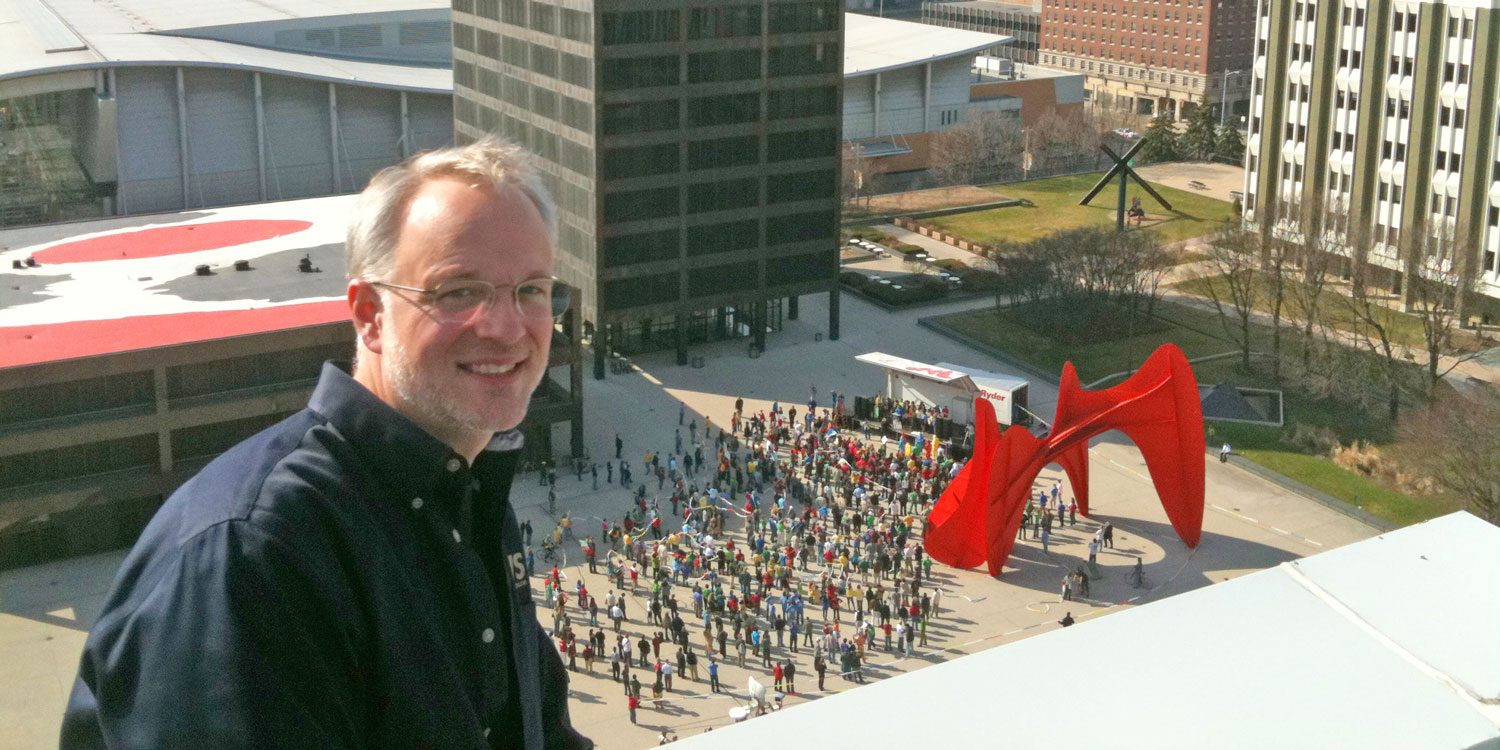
[60, 138, 591, 749]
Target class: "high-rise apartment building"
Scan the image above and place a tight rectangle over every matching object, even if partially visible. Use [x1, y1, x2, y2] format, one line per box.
[452, 0, 844, 377]
[1244, 0, 1500, 311]
[1038, 0, 1257, 120]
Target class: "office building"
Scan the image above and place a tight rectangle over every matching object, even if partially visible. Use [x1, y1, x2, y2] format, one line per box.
[453, 0, 845, 375]
[1037, 0, 1257, 120]
[922, 0, 1043, 63]
[1243, 0, 1500, 312]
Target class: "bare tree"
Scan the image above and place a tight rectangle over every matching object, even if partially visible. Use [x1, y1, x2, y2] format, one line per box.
[1281, 199, 1344, 370]
[1400, 385, 1500, 524]
[1339, 238, 1422, 422]
[1403, 226, 1491, 396]
[841, 144, 875, 209]
[928, 108, 1022, 186]
[1029, 107, 1100, 174]
[1198, 228, 1263, 370]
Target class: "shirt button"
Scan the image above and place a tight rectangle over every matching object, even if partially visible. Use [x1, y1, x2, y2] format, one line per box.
[411, 497, 424, 510]
[484, 727, 492, 739]
[446, 457, 463, 472]
[453, 528, 462, 543]
[482, 627, 495, 643]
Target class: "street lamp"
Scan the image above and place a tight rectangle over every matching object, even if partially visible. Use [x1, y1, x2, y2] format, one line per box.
[1219, 68, 1249, 127]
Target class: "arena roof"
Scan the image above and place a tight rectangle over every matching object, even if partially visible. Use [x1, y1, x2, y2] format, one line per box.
[844, 13, 1012, 77]
[0, 0, 451, 91]
[671, 511, 1500, 749]
[0, 195, 355, 369]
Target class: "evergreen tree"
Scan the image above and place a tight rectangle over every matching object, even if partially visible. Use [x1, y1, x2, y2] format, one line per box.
[1136, 111, 1180, 163]
[1215, 124, 1246, 164]
[1181, 102, 1219, 161]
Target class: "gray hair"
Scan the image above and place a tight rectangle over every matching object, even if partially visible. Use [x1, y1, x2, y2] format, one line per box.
[346, 135, 557, 283]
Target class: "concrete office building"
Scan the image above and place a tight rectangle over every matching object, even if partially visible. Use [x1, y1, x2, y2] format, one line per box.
[1243, 0, 1500, 311]
[1037, 0, 1257, 120]
[921, 0, 1043, 63]
[0, 0, 455, 228]
[0, 198, 585, 571]
[453, 0, 845, 376]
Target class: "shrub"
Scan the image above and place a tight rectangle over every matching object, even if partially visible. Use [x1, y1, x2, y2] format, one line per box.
[893, 243, 925, 257]
[1282, 422, 1340, 456]
[844, 273, 949, 306]
[933, 258, 968, 271]
[956, 268, 1002, 291]
[840, 271, 870, 291]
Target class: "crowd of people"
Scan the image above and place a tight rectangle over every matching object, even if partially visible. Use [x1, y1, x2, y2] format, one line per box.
[532, 390, 973, 729]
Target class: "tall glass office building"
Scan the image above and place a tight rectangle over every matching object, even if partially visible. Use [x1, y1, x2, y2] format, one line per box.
[453, 0, 845, 376]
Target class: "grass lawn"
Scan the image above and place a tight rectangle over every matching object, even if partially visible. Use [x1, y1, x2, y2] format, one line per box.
[942, 301, 1232, 384]
[937, 299, 1458, 526]
[924, 173, 1237, 246]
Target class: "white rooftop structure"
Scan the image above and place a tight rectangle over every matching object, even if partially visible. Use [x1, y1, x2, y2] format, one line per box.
[843, 13, 1011, 77]
[0, 0, 451, 90]
[672, 511, 1500, 750]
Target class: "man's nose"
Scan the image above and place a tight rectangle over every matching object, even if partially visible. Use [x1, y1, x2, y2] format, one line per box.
[469, 295, 528, 340]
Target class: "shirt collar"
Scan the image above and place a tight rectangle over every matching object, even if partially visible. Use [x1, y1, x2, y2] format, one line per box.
[307, 361, 472, 505]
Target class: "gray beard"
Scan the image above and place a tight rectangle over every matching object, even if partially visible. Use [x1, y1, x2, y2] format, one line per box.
[383, 333, 493, 441]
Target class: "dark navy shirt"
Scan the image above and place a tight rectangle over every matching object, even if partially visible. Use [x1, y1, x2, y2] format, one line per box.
[60, 362, 591, 750]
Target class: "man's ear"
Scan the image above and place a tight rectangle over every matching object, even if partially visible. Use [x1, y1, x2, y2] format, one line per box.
[348, 279, 385, 356]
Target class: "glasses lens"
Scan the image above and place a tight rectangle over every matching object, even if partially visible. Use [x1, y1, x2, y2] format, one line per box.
[430, 280, 494, 320]
[549, 282, 570, 319]
[515, 278, 566, 320]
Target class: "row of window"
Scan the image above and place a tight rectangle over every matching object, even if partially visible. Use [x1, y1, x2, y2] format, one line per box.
[599, 86, 837, 135]
[583, 43, 840, 92]
[599, 2, 837, 46]
[600, 245, 835, 308]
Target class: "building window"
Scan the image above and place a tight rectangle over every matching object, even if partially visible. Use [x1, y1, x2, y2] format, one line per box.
[688, 49, 762, 83]
[688, 135, 761, 170]
[601, 55, 680, 90]
[602, 100, 681, 135]
[601, 10, 682, 45]
[602, 143, 680, 180]
[688, 93, 761, 127]
[687, 177, 760, 214]
[767, 86, 838, 120]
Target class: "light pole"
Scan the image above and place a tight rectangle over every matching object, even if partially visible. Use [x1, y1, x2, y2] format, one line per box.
[1219, 69, 1247, 127]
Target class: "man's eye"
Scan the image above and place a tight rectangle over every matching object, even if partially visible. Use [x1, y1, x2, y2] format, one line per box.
[517, 283, 548, 297]
[435, 285, 480, 305]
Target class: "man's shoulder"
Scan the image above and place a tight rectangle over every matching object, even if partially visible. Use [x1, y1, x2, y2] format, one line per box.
[127, 409, 364, 578]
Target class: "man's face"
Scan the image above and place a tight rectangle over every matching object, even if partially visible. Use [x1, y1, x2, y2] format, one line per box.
[356, 178, 554, 452]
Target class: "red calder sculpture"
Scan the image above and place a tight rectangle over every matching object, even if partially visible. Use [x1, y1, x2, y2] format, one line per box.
[925, 343, 1205, 576]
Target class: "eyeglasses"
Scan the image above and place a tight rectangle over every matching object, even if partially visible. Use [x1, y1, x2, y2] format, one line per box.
[371, 276, 569, 323]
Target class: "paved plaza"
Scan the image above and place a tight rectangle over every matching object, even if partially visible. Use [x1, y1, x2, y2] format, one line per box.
[0, 290, 1379, 750]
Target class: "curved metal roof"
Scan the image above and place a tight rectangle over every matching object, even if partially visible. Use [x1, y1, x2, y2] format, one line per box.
[844, 13, 1012, 78]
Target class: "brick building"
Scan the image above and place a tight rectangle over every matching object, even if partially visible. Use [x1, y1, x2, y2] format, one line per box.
[1038, 0, 1258, 121]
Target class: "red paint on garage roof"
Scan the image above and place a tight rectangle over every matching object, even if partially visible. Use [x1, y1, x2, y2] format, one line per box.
[31, 220, 314, 264]
[0, 300, 348, 369]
